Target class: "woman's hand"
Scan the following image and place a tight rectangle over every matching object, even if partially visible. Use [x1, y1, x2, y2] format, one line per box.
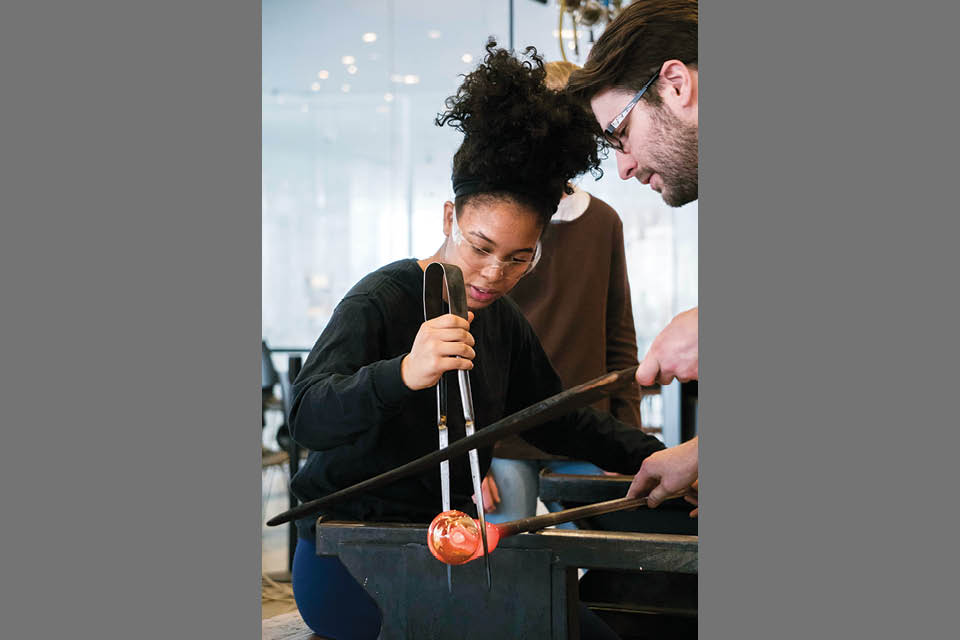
[474, 471, 501, 514]
[401, 312, 476, 390]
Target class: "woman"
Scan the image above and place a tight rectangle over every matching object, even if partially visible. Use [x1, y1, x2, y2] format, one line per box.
[288, 40, 664, 640]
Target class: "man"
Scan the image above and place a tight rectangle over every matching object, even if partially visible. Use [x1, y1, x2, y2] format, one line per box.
[481, 60, 646, 526]
[568, 0, 700, 512]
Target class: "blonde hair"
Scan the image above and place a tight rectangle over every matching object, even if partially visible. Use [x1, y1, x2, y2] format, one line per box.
[543, 60, 580, 91]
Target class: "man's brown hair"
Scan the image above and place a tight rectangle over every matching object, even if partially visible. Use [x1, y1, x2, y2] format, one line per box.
[567, 0, 698, 107]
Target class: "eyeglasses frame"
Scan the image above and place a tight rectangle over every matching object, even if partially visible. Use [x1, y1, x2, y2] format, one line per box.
[449, 209, 541, 277]
[602, 70, 661, 148]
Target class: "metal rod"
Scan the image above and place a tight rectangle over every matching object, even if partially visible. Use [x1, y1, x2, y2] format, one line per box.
[496, 495, 652, 538]
[267, 367, 652, 527]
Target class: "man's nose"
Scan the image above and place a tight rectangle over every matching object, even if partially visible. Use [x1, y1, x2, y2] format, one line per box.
[617, 150, 638, 181]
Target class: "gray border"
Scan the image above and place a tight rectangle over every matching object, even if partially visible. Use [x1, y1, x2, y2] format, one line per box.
[703, 1, 955, 638]
[2, 0, 261, 636]
[5, 0, 957, 637]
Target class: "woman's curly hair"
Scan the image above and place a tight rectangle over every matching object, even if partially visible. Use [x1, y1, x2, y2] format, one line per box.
[436, 39, 605, 226]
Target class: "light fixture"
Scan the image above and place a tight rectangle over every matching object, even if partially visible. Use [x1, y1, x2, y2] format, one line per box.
[556, 0, 624, 63]
[362, 32, 377, 43]
[347, 65, 358, 74]
[341, 84, 351, 93]
[578, 1, 604, 27]
[390, 73, 403, 83]
[384, 92, 394, 102]
[428, 29, 441, 39]
[461, 53, 473, 63]
[311, 82, 321, 91]
[376, 105, 390, 114]
[317, 70, 329, 79]
[341, 55, 355, 65]
[403, 74, 420, 85]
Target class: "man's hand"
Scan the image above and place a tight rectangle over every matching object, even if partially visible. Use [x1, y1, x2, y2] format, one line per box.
[627, 436, 698, 508]
[635, 307, 698, 386]
[684, 480, 699, 517]
[401, 312, 475, 390]
[474, 472, 501, 514]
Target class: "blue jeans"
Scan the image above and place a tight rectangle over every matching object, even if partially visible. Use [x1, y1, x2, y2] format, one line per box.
[485, 458, 606, 528]
[292, 537, 382, 640]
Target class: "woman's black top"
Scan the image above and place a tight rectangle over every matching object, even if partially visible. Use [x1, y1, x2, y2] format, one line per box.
[289, 259, 664, 539]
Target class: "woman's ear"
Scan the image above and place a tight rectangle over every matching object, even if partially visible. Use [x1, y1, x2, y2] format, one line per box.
[443, 201, 455, 237]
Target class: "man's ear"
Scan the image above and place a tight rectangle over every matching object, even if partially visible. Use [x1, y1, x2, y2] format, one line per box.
[443, 201, 455, 237]
[658, 59, 698, 115]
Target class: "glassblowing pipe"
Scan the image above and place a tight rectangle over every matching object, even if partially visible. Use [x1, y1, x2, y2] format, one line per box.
[267, 367, 657, 527]
[427, 495, 664, 565]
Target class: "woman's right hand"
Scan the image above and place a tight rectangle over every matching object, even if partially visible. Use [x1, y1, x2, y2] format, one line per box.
[401, 312, 476, 390]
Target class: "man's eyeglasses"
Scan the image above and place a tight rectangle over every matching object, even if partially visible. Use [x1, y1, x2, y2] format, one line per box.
[449, 211, 541, 278]
[602, 70, 660, 151]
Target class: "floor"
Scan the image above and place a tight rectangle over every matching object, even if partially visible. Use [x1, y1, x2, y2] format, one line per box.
[262, 454, 297, 620]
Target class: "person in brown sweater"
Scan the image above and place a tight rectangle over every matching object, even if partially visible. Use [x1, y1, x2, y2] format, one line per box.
[480, 61, 649, 525]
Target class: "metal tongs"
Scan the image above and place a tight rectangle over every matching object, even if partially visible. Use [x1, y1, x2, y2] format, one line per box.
[423, 262, 492, 592]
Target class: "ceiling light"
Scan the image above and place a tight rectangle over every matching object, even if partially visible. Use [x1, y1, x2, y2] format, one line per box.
[311, 82, 320, 91]
[362, 32, 377, 43]
[390, 73, 403, 83]
[428, 29, 441, 39]
[317, 70, 329, 79]
[341, 55, 355, 65]
[384, 92, 394, 102]
[341, 84, 351, 93]
[461, 53, 473, 63]
[347, 65, 358, 74]
[376, 105, 389, 114]
[403, 74, 420, 85]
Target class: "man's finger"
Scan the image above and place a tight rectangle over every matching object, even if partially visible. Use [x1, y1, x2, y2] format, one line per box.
[626, 470, 657, 499]
[489, 476, 500, 504]
[646, 483, 671, 508]
[635, 355, 661, 386]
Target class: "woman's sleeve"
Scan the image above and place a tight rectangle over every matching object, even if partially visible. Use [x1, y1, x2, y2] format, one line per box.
[288, 295, 414, 451]
[506, 312, 665, 473]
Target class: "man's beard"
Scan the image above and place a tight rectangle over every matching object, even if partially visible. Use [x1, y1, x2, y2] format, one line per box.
[648, 108, 699, 207]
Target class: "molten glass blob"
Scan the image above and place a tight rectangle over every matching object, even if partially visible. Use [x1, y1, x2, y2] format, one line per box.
[427, 510, 502, 565]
